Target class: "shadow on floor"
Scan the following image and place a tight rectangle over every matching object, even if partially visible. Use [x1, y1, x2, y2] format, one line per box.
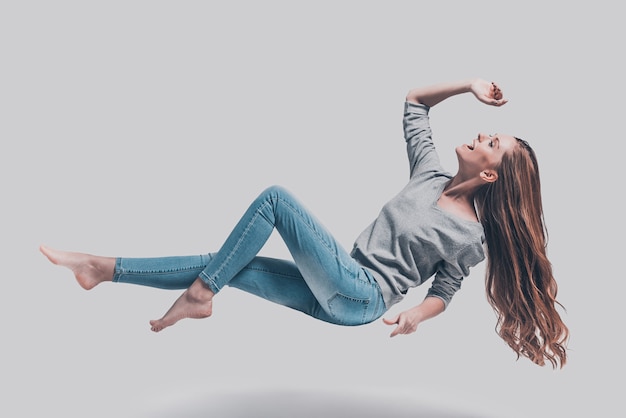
[146, 389, 491, 418]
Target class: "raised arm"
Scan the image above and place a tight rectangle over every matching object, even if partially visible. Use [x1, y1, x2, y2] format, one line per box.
[406, 78, 508, 107]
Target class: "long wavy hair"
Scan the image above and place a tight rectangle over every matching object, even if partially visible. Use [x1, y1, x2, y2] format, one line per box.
[475, 138, 569, 368]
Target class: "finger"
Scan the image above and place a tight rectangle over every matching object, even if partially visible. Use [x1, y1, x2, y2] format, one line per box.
[388, 315, 406, 336]
[382, 316, 398, 325]
[493, 84, 505, 98]
[390, 326, 401, 338]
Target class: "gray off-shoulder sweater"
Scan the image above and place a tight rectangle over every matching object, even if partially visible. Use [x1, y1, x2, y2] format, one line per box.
[351, 101, 485, 310]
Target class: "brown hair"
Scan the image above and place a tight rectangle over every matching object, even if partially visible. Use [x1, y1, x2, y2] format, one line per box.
[475, 138, 569, 368]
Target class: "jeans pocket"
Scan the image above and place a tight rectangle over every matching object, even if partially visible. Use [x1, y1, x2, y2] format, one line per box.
[327, 293, 370, 326]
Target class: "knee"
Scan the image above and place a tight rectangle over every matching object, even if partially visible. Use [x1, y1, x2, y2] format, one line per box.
[259, 185, 291, 201]
[255, 185, 300, 220]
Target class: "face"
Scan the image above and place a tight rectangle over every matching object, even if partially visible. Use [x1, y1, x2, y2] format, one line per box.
[456, 132, 518, 179]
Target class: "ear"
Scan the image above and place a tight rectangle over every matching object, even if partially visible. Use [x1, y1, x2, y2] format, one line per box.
[480, 169, 498, 183]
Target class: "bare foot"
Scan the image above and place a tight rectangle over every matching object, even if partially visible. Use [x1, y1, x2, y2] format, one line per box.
[39, 245, 115, 290]
[150, 278, 215, 332]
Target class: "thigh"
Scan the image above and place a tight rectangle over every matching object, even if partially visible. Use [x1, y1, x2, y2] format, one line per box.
[227, 256, 331, 322]
[229, 256, 385, 326]
[270, 187, 385, 318]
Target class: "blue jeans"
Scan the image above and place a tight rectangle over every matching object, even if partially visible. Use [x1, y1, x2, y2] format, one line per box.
[113, 186, 386, 326]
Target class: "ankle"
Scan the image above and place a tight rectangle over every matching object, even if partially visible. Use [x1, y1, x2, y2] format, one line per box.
[189, 278, 215, 301]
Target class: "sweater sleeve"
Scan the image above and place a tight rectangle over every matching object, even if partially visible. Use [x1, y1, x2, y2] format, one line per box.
[403, 101, 442, 178]
[426, 269, 463, 309]
[426, 240, 485, 308]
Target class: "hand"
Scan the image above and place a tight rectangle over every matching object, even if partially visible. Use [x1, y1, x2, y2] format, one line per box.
[382, 308, 423, 337]
[470, 79, 508, 107]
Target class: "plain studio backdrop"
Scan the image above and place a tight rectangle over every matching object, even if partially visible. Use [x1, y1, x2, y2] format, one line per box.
[1, 2, 622, 417]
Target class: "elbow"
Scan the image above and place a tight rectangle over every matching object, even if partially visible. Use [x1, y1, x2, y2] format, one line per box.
[406, 89, 428, 106]
[406, 89, 420, 104]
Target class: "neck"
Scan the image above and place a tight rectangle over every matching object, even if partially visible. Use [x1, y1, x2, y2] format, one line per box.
[442, 175, 483, 202]
[437, 177, 485, 223]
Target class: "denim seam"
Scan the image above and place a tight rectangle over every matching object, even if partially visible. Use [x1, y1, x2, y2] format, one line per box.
[119, 265, 206, 274]
[113, 260, 208, 283]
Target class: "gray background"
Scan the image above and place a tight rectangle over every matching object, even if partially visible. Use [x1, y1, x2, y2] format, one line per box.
[2, 1, 623, 417]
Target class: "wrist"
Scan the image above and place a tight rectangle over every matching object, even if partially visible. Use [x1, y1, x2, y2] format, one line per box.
[466, 78, 480, 93]
[410, 305, 426, 321]
[449, 79, 475, 98]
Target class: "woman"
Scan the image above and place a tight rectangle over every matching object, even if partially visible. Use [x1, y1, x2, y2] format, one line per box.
[40, 78, 569, 368]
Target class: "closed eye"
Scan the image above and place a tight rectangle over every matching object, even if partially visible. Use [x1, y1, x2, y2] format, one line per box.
[490, 134, 500, 148]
